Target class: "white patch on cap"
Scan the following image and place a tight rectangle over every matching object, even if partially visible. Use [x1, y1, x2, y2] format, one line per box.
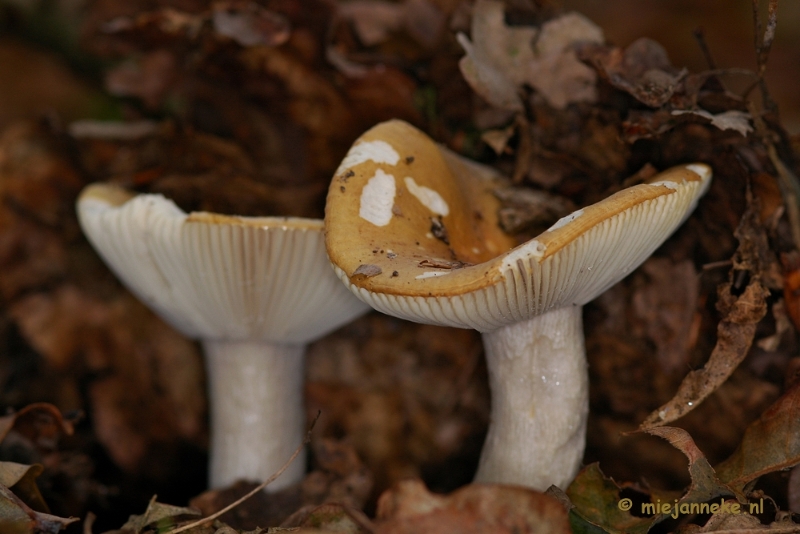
[685, 163, 711, 180]
[548, 209, 584, 231]
[501, 239, 546, 272]
[415, 271, 451, 279]
[360, 170, 396, 226]
[649, 180, 679, 190]
[404, 177, 449, 216]
[336, 140, 400, 175]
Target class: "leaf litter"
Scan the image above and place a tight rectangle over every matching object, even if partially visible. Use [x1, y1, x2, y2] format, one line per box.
[0, 0, 800, 532]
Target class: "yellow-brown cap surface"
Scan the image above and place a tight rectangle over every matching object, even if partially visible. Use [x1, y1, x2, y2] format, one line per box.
[325, 120, 711, 332]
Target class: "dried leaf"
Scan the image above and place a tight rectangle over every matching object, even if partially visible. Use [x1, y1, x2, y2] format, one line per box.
[789, 465, 800, 513]
[288, 502, 372, 533]
[352, 264, 382, 278]
[696, 509, 766, 532]
[781, 252, 800, 331]
[338, 1, 404, 47]
[640, 279, 768, 427]
[0, 463, 48, 513]
[212, 3, 291, 47]
[494, 187, 576, 235]
[122, 495, 200, 533]
[0, 403, 74, 449]
[105, 50, 178, 109]
[715, 380, 800, 489]
[458, 3, 603, 110]
[566, 464, 653, 534]
[644, 427, 740, 505]
[524, 13, 603, 109]
[338, 0, 444, 49]
[672, 109, 753, 136]
[480, 124, 515, 155]
[375, 479, 570, 534]
[456, 0, 533, 111]
[0, 484, 77, 534]
[641, 193, 771, 427]
[581, 38, 685, 107]
[756, 298, 791, 352]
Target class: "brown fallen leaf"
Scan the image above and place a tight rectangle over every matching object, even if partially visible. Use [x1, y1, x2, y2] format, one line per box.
[672, 109, 754, 137]
[641, 278, 768, 428]
[458, 3, 603, 111]
[211, 2, 291, 47]
[781, 251, 800, 332]
[493, 186, 577, 236]
[105, 50, 179, 109]
[0, 403, 74, 450]
[0, 484, 77, 534]
[714, 380, 800, 490]
[0, 462, 49, 514]
[566, 463, 654, 534]
[695, 507, 766, 532]
[120, 495, 201, 534]
[282, 502, 373, 533]
[374, 479, 570, 534]
[644, 427, 741, 506]
[580, 37, 686, 108]
[337, 0, 444, 49]
[641, 190, 771, 428]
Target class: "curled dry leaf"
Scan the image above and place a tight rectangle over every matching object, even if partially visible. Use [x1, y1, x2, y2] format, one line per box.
[672, 109, 754, 137]
[715, 380, 800, 490]
[641, 193, 771, 428]
[0, 484, 77, 534]
[644, 427, 740, 506]
[0, 462, 49, 514]
[458, 2, 603, 110]
[580, 38, 686, 108]
[640, 278, 768, 428]
[374, 479, 570, 534]
[0, 403, 74, 450]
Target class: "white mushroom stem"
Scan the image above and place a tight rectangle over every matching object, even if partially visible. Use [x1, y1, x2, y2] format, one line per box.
[204, 340, 306, 491]
[474, 306, 588, 490]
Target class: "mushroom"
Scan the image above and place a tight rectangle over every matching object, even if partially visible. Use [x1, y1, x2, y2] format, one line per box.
[325, 120, 711, 490]
[77, 183, 370, 491]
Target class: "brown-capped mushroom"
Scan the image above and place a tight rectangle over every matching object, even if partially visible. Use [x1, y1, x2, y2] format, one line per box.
[325, 120, 711, 490]
[77, 183, 370, 491]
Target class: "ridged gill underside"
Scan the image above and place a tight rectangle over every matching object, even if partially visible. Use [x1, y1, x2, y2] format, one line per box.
[78, 183, 369, 343]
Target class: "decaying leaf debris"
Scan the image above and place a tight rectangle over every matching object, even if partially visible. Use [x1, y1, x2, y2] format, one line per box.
[0, 0, 799, 532]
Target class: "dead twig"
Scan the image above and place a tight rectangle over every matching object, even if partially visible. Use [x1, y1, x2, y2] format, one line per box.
[692, 27, 717, 70]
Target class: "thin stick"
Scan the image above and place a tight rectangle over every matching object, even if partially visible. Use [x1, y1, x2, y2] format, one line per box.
[167, 412, 321, 534]
[692, 27, 717, 70]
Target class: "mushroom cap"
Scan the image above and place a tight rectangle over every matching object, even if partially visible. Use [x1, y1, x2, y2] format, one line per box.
[78, 183, 370, 344]
[325, 120, 711, 333]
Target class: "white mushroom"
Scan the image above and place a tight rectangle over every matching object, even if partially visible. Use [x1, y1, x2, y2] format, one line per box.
[77, 183, 370, 491]
[325, 120, 712, 490]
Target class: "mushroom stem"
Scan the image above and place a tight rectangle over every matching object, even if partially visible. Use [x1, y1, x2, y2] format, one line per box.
[204, 340, 306, 491]
[475, 306, 588, 490]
